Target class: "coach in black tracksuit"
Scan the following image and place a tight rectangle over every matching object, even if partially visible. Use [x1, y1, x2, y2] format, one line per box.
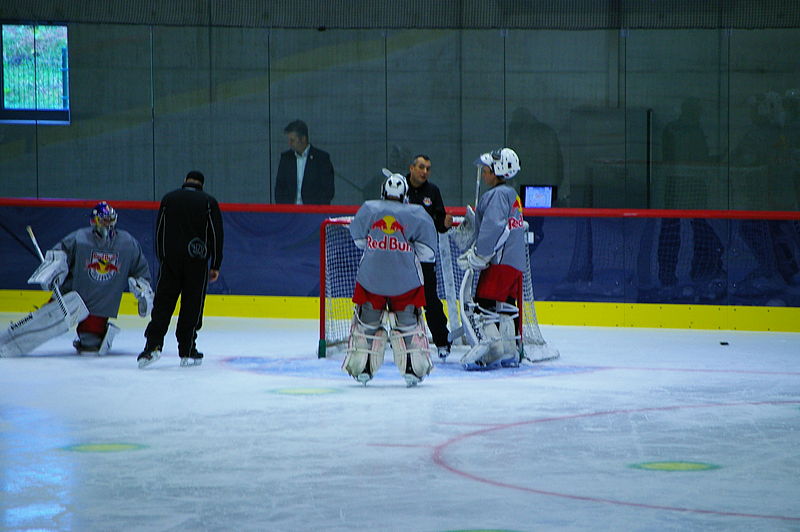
[406, 155, 453, 358]
[142, 171, 224, 362]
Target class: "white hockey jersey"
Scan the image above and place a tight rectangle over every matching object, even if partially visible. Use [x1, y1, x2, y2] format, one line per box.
[349, 200, 437, 297]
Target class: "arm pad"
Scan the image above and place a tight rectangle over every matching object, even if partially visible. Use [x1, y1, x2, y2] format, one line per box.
[413, 242, 435, 263]
[28, 249, 68, 290]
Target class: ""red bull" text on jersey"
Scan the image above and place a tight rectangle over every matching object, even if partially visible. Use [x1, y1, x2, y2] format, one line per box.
[349, 199, 437, 297]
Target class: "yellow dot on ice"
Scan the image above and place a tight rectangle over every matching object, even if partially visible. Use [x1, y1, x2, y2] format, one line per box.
[630, 461, 719, 471]
[62, 443, 146, 453]
[272, 387, 341, 395]
[443, 529, 523, 532]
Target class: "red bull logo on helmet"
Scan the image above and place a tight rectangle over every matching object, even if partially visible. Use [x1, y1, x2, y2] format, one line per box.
[86, 250, 119, 282]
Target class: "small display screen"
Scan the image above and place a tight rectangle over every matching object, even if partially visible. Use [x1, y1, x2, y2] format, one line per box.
[521, 185, 556, 208]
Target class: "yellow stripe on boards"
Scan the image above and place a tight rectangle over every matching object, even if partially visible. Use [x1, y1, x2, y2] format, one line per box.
[1, 290, 798, 332]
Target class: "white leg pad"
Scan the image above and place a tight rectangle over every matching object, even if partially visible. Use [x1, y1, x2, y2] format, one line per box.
[97, 323, 120, 356]
[0, 292, 88, 357]
[460, 342, 491, 368]
[498, 315, 519, 362]
[343, 316, 387, 382]
[389, 319, 433, 383]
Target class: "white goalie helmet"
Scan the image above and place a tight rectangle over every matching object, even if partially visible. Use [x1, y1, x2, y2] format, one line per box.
[380, 168, 409, 202]
[476, 147, 520, 179]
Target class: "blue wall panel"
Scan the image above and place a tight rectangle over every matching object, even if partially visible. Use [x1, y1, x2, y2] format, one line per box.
[2, 205, 798, 306]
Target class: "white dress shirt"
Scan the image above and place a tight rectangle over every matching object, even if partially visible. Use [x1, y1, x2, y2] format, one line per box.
[294, 145, 310, 205]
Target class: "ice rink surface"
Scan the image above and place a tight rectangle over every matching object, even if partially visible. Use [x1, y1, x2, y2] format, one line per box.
[1, 313, 799, 532]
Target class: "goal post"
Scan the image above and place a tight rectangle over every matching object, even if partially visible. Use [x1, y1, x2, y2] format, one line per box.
[318, 216, 558, 362]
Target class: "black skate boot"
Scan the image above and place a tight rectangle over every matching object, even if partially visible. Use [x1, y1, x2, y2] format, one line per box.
[180, 347, 203, 367]
[137, 345, 162, 369]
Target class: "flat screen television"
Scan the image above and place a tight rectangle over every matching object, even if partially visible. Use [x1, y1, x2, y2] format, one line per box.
[520, 185, 557, 208]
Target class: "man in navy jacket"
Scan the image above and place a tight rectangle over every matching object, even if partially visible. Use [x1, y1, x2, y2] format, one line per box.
[274, 120, 335, 205]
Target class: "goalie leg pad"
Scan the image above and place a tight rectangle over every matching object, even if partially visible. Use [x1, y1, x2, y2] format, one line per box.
[97, 323, 120, 355]
[343, 307, 387, 383]
[0, 292, 89, 357]
[389, 308, 433, 385]
[460, 322, 505, 370]
[498, 314, 520, 367]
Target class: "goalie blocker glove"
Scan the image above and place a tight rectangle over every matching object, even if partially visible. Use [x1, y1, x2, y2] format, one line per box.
[28, 249, 68, 291]
[450, 205, 476, 251]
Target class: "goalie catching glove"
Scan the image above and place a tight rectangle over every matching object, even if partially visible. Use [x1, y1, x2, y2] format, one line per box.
[128, 277, 154, 317]
[28, 249, 68, 290]
[457, 247, 490, 271]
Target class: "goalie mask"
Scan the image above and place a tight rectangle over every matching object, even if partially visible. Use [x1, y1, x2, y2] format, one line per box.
[475, 147, 520, 179]
[380, 168, 409, 202]
[91, 201, 117, 239]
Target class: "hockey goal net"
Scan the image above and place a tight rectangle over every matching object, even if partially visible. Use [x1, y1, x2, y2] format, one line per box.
[318, 216, 559, 362]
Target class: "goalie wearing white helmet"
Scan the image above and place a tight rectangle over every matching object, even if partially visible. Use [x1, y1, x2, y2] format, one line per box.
[1, 202, 153, 357]
[457, 148, 527, 370]
[343, 169, 438, 387]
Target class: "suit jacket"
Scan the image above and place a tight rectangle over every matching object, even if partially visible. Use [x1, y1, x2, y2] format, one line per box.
[274, 145, 335, 205]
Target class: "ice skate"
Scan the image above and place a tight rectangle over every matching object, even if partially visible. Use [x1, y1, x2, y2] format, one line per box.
[137, 346, 161, 369]
[403, 374, 421, 387]
[180, 348, 203, 367]
[73, 338, 100, 354]
[437, 345, 450, 361]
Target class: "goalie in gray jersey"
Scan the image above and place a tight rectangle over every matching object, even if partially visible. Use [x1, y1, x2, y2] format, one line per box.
[456, 148, 527, 369]
[343, 169, 438, 387]
[1, 202, 153, 357]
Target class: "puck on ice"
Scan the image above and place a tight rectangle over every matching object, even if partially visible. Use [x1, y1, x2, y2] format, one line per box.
[719, 341, 729, 345]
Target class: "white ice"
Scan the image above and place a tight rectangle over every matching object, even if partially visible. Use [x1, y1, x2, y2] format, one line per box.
[1, 313, 799, 532]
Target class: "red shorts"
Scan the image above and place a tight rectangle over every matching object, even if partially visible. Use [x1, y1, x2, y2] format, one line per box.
[48, 297, 108, 335]
[352, 283, 426, 311]
[77, 314, 108, 335]
[476, 264, 523, 302]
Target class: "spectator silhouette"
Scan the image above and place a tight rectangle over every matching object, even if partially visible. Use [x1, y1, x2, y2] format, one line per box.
[508, 107, 562, 254]
[731, 92, 799, 298]
[508, 107, 563, 198]
[657, 98, 725, 299]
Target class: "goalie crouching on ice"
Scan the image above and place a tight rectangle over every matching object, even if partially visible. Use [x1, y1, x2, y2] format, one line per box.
[343, 169, 438, 387]
[0, 202, 153, 357]
[454, 148, 527, 370]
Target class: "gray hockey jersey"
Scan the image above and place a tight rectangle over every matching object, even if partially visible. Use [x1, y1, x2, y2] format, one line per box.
[474, 184, 527, 273]
[350, 200, 437, 297]
[53, 228, 151, 318]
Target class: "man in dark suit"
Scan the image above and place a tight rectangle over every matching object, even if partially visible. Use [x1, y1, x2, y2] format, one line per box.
[274, 120, 335, 205]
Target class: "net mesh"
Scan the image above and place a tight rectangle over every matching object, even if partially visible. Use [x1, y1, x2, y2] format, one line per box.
[320, 217, 558, 362]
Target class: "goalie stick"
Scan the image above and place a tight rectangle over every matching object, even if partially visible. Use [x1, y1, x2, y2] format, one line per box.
[26, 225, 73, 325]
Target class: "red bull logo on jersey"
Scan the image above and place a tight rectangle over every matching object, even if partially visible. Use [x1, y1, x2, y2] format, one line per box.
[508, 195, 525, 230]
[366, 234, 412, 252]
[370, 215, 405, 235]
[368, 214, 411, 251]
[86, 251, 119, 282]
